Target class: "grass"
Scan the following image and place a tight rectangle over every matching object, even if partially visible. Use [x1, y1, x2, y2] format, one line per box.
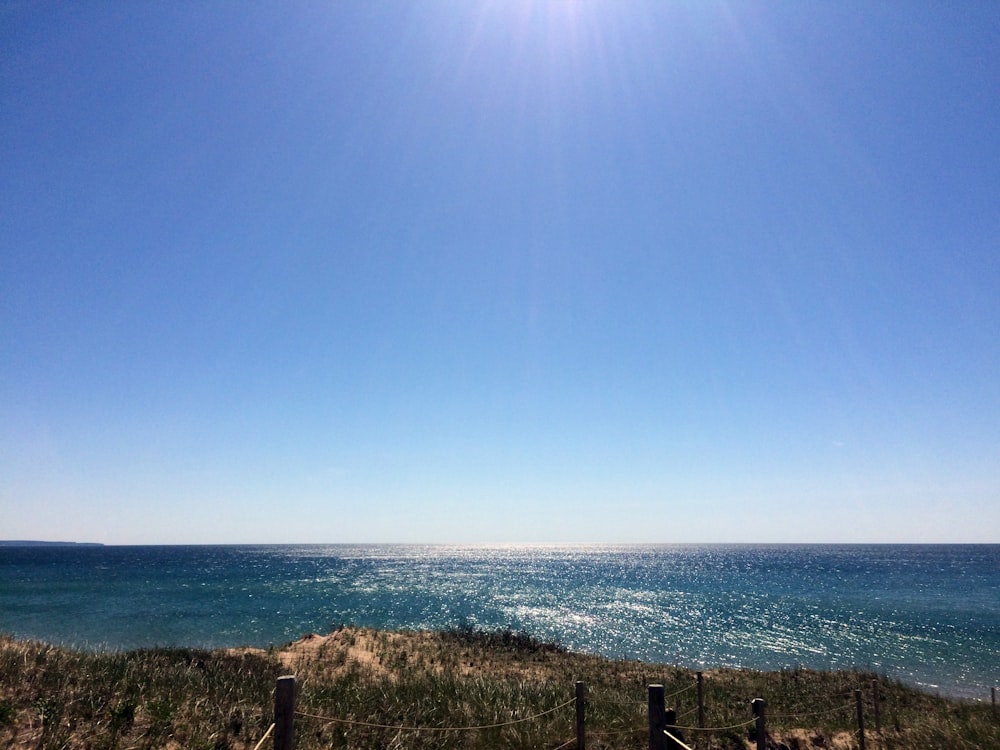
[0, 627, 996, 749]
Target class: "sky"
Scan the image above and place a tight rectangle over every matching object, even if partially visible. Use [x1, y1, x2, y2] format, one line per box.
[2, 1, 998, 545]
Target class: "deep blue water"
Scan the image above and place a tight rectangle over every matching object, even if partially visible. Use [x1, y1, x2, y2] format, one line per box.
[1, 544, 997, 699]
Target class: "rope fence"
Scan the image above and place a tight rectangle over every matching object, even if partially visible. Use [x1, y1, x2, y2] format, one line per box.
[675, 705, 698, 722]
[264, 672, 994, 750]
[671, 717, 757, 732]
[588, 696, 647, 707]
[663, 727, 696, 750]
[294, 697, 575, 733]
[768, 699, 855, 721]
[250, 722, 274, 750]
[588, 726, 646, 737]
[589, 679, 696, 707]
[664, 681, 698, 700]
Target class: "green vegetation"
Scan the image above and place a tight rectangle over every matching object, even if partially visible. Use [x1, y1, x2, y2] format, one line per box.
[0, 628, 996, 749]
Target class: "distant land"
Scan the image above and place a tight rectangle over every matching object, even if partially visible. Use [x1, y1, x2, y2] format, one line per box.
[0, 540, 104, 547]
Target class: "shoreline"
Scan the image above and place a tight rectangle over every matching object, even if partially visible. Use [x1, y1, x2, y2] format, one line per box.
[2, 624, 992, 704]
[2, 625, 997, 749]
[4, 543, 995, 706]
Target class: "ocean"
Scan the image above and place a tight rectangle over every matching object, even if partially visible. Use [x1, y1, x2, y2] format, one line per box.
[1, 544, 997, 700]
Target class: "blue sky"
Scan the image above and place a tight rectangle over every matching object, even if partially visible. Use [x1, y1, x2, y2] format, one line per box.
[2, 2, 998, 544]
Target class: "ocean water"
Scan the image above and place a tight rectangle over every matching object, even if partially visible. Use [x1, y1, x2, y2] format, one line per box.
[1, 544, 997, 699]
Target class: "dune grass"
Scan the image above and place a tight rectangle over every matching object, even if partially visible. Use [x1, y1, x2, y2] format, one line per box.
[0, 627, 996, 749]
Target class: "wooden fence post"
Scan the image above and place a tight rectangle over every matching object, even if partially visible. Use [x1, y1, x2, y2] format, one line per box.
[751, 698, 765, 750]
[871, 679, 881, 734]
[697, 671, 704, 729]
[274, 675, 295, 750]
[648, 684, 666, 750]
[992, 687, 996, 720]
[854, 689, 866, 750]
[575, 680, 586, 750]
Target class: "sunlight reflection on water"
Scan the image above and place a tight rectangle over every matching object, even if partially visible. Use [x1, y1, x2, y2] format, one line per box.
[0, 544, 997, 698]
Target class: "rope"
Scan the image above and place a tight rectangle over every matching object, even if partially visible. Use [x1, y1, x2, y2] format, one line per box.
[663, 728, 696, 750]
[588, 726, 646, 737]
[664, 682, 697, 700]
[588, 697, 644, 707]
[590, 681, 696, 706]
[251, 723, 274, 750]
[294, 697, 576, 732]
[768, 700, 855, 721]
[671, 717, 757, 732]
[676, 705, 698, 721]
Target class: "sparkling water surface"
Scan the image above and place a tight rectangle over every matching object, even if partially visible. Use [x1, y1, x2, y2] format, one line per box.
[1, 544, 997, 699]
